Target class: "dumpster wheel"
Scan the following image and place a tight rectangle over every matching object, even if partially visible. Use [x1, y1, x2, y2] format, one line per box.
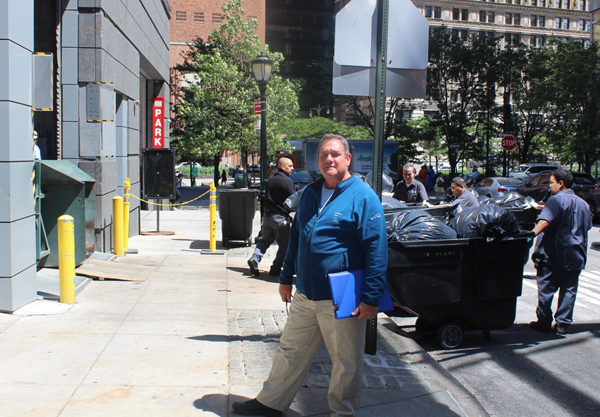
[437, 323, 463, 349]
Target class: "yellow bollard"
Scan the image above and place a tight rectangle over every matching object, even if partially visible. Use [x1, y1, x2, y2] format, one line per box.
[123, 178, 131, 252]
[113, 196, 124, 256]
[210, 181, 217, 252]
[123, 201, 130, 251]
[58, 215, 76, 304]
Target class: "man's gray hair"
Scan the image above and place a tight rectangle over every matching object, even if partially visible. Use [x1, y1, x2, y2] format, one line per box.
[403, 163, 416, 174]
[318, 134, 350, 156]
[451, 177, 466, 187]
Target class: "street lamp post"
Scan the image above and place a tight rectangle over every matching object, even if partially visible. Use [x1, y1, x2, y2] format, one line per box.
[251, 54, 273, 221]
[309, 103, 330, 118]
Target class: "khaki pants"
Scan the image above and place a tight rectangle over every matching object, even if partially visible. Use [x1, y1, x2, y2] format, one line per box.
[257, 291, 367, 416]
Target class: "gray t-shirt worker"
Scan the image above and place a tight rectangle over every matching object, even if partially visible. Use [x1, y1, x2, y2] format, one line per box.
[450, 177, 480, 208]
[530, 169, 592, 335]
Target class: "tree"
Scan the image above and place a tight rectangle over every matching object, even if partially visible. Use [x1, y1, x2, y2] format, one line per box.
[539, 40, 600, 173]
[501, 44, 552, 165]
[171, 0, 300, 181]
[278, 117, 371, 141]
[427, 28, 499, 173]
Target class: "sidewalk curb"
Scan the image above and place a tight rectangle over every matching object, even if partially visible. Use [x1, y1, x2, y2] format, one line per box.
[378, 319, 490, 417]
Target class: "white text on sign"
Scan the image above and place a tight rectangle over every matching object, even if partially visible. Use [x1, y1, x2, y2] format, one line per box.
[153, 97, 165, 149]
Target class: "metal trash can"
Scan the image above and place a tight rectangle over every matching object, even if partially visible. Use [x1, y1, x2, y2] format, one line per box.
[37, 160, 96, 268]
[217, 189, 258, 247]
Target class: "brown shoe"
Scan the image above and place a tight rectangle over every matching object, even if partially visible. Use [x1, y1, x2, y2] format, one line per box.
[529, 320, 552, 332]
[232, 399, 282, 417]
[554, 324, 568, 335]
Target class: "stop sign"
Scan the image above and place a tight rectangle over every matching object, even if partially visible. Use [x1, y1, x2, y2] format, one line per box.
[501, 135, 517, 151]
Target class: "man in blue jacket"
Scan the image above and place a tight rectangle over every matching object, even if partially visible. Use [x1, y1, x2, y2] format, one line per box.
[233, 134, 388, 417]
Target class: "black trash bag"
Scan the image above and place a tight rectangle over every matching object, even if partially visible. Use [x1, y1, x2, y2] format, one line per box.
[478, 196, 493, 205]
[389, 210, 458, 242]
[382, 195, 406, 210]
[494, 192, 530, 208]
[449, 204, 520, 240]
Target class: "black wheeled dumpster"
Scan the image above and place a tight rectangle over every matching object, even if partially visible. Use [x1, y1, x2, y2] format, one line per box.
[387, 231, 535, 349]
[217, 189, 258, 247]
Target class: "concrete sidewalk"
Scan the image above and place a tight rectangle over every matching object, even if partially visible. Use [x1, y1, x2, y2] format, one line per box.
[0, 208, 487, 417]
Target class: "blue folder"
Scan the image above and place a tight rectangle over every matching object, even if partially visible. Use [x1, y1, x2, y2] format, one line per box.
[328, 269, 394, 320]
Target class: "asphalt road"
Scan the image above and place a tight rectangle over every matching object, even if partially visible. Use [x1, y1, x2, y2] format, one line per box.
[392, 226, 600, 417]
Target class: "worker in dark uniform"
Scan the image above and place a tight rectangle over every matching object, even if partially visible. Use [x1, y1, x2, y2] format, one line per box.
[392, 163, 429, 204]
[530, 169, 592, 335]
[248, 157, 295, 277]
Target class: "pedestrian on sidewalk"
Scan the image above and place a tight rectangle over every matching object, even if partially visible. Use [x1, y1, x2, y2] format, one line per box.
[234, 134, 388, 417]
[247, 157, 295, 277]
[530, 169, 592, 335]
[220, 169, 227, 186]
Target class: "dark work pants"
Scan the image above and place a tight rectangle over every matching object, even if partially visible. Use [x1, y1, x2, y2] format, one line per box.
[251, 214, 291, 272]
[535, 264, 580, 328]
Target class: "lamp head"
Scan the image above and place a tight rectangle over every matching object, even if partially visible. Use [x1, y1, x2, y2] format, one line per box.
[251, 54, 273, 84]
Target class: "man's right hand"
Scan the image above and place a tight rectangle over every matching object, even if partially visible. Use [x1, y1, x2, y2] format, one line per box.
[279, 284, 293, 302]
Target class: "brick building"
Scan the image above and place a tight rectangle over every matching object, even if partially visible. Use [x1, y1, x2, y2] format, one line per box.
[169, 0, 265, 70]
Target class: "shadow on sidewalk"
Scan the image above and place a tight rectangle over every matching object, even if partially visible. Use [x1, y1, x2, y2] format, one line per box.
[193, 394, 304, 417]
[187, 334, 281, 343]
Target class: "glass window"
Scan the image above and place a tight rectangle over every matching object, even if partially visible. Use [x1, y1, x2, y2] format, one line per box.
[514, 14, 520, 25]
[506, 13, 512, 25]
[579, 19, 585, 31]
[434, 7, 441, 18]
[461, 29, 468, 41]
[587, 20, 591, 31]
[540, 0, 546, 6]
[424, 6, 432, 17]
[514, 0, 521, 4]
[452, 28, 459, 38]
[562, 18, 569, 30]
[462, 9, 469, 21]
[453, 8, 460, 20]
[531, 0, 537, 5]
[531, 15, 537, 26]
[555, 17, 560, 28]
[480, 11, 487, 22]
[488, 11, 495, 23]
[580, 0, 586, 11]
[507, 0, 513, 3]
[539, 16, 545, 27]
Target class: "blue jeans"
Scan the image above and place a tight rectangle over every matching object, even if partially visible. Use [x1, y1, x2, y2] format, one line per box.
[536, 264, 580, 328]
[251, 213, 291, 272]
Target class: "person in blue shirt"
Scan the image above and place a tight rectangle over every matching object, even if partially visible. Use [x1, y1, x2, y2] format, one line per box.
[233, 134, 388, 417]
[530, 169, 592, 335]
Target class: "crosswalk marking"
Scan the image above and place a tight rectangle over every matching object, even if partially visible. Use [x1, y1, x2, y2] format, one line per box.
[523, 270, 600, 308]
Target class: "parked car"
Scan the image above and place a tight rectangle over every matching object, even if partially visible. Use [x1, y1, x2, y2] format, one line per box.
[474, 177, 524, 200]
[516, 171, 596, 202]
[509, 163, 561, 183]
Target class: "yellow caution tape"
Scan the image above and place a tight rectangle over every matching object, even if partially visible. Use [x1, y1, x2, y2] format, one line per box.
[128, 189, 211, 207]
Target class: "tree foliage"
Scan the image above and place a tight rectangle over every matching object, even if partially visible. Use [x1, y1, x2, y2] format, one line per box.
[278, 117, 370, 141]
[171, 0, 300, 169]
[538, 40, 600, 172]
